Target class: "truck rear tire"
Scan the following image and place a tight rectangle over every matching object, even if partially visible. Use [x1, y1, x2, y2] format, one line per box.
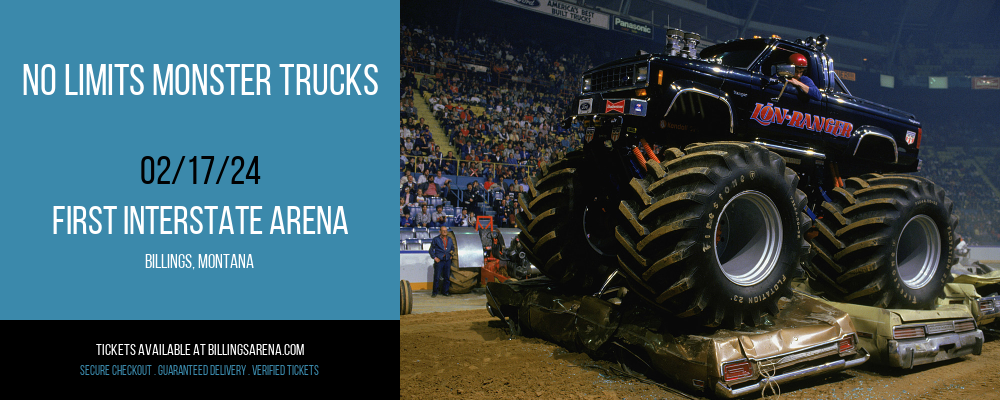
[514, 151, 611, 292]
[615, 142, 810, 328]
[806, 173, 957, 308]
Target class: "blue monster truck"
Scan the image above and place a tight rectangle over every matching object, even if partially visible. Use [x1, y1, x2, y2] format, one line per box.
[514, 32, 957, 328]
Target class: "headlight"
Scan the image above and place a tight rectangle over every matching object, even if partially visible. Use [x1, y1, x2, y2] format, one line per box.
[636, 66, 648, 82]
[582, 78, 592, 92]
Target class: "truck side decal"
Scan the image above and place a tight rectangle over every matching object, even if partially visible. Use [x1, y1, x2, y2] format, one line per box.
[750, 102, 854, 138]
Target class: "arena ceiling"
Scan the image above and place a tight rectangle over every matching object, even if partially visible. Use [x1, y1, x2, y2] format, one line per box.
[584, 0, 1000, 50]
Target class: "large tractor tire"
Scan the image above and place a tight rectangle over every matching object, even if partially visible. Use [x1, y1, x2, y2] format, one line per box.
[514, 151, 612, 292]
[447, 231, 479, 294]
[615, 142, 810, 328]
[806, 173, 957, 309]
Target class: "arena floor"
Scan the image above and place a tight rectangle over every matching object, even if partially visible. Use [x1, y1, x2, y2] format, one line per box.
[401, 294, 1000, 400]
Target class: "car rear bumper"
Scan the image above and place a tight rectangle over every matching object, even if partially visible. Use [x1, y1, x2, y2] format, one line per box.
[715, 349, 870, 398]
[888, 329, 984, 368]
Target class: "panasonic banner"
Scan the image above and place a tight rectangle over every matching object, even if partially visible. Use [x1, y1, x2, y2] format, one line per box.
[612, 16, 654, 39]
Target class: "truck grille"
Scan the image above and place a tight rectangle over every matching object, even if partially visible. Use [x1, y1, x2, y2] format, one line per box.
[586, 63, 643, 92]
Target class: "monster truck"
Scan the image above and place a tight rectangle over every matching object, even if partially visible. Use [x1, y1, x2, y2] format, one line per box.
[515, 32, 957, 328]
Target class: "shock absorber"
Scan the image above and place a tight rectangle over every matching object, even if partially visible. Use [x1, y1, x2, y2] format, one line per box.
[640, 139, 660, 164]
[631, 146, 647, 171]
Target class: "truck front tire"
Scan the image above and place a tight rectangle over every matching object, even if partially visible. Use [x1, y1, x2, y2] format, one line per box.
[615, 142, 810, 328]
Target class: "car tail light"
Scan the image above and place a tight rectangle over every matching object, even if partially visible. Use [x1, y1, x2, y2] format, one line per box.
[722, 361, 753, 382]
[838, 336, 856, 354]
[979, 299, 995, 314]
[954, 319, 976, 333]
[916, 128, 922, 149]
[892, 325, 926, 339]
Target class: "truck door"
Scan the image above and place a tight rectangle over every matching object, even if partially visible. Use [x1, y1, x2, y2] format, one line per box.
[745, 46, 830, 149]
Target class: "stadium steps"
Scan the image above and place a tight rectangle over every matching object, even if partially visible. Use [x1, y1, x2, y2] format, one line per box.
[411, 74, 456, 157]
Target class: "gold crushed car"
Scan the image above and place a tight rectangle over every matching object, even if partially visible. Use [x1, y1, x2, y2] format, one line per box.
[486, 278, 868, 398]
[794, 280, 984, 368]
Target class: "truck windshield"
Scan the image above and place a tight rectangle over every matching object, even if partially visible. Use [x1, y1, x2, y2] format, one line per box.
[700, 40, 768, 69]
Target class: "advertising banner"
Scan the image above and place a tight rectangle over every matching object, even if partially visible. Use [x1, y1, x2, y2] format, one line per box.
[972, 76, 1000, 89]
[494, 0, 610, 30]
[612, 16, 654, 39]
[835, 70, 856, 82]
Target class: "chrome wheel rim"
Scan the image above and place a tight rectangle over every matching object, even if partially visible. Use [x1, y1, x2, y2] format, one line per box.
[897, 215, 941, 290]
[715, 191, 783, 287]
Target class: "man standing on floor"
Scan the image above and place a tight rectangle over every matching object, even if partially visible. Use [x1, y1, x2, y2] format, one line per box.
[428, 225, 455, 297]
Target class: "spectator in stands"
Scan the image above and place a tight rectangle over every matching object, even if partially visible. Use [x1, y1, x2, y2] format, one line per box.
[404, 188, 420, 209]
[413, 135, 428, 156]
[456, 208, 471, 227]
[414, 204, 431, 228]
[440, 179, 457, 206]
[423, 178, 438, 198]
[414, 188, 427, 206]
[433, 170, 448, 187]
[471, 180, 485, 198]
[431, 205, 448, 228]
[487, 179, 505, 204]
[400, 171, 415, 187]
[400, 197, 412, 227]
[441, 179, 459, 206]
[494, 194, 512, 227]
[462, 183, 481, 215]
[415, 159, 429, 178]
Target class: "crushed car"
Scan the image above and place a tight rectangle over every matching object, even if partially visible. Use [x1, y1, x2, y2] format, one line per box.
[940, 269, 1000, 328]
[794, 280, 984, 368]
[486, 277, 868, 398]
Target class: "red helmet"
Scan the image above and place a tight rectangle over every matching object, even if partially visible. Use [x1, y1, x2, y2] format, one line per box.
[789, 53, 808, 67]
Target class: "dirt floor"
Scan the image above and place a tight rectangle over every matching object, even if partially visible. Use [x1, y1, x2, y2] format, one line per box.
[400, 303, 1000, 400]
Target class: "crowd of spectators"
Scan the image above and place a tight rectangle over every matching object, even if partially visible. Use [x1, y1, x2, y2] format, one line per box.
[399, 22, 593, 228]
[914, 118, 1000, 246]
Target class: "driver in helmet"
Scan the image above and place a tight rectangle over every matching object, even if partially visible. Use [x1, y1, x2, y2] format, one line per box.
[787, 53, 821, 102]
